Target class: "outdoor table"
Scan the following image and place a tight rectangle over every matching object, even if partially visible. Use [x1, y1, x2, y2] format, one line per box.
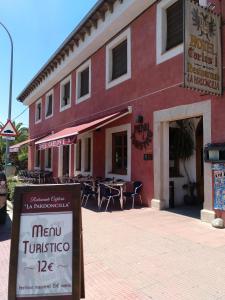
[97, 181, 126, 209]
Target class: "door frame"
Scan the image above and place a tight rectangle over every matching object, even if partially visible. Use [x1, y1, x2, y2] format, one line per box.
[152, 100, 215, 223]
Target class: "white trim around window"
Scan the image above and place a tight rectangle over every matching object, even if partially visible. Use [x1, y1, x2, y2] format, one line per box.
[76, 59, 91, 104]
[44, 148, 53, 171]
[74, 132, 93, 177]
[60, 75, 71, 112]
[105, 27, 131, 90]
[105, 123, 131, 181]
[35, 98, 42, 124]
[45, 89, 54, 119]
[156, 0, 183, 65]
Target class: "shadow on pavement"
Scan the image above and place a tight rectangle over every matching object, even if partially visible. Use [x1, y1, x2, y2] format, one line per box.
[82, 198, 145, 213]
[0, 214, 12, 242]
[166, 204, 203, 220]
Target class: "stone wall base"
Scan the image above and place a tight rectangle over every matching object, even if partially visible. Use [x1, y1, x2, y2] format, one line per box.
[151, 199, 166, 210]
[201, 209, 216, 223]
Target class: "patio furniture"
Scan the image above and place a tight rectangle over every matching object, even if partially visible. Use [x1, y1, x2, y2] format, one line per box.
[123, 181, 142, 208]
[81, 182, 98, 207]
[98, 183, 121, 211]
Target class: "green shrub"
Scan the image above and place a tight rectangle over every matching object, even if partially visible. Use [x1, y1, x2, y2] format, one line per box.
[7, 176, 21, 201]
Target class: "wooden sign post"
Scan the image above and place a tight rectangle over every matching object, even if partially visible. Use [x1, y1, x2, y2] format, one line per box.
[8, 184, 84, 300]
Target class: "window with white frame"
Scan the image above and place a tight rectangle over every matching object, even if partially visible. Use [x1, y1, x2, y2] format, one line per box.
[106, 27, 131, 89]
[35, 148, 41, 169]
[60, 75, 71, 111]
[105, 124, 131, 181]
[74, 133, 93, 175]
[45, 90, 54, 119]
[156, 0, 184, 64]
[45, 148, 52, 170]
[76, 60, 91, 103]
[35, 99, 42, 123]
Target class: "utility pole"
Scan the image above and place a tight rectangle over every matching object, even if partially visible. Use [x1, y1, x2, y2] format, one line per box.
[0, 22, 13, 172]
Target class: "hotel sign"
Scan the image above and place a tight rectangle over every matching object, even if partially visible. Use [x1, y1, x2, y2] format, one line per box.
[184, 1, 222, 95]
[8, 184, 84, 300]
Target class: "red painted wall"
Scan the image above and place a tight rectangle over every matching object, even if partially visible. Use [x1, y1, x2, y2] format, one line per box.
[28, 1, 225, 211]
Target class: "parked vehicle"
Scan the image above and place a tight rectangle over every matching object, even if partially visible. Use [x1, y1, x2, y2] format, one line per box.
[0, 171, 7, 224]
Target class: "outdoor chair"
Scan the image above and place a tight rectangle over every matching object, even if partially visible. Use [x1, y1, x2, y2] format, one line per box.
[123, 181, 142, 208]
[99, 183, 120, 211]
[81, 182, 98, 207]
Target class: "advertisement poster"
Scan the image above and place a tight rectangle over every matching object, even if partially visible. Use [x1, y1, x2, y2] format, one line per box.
[212, 164, 225, 210]
[184, 0, 222, 95]
[16, 191, 73, 298]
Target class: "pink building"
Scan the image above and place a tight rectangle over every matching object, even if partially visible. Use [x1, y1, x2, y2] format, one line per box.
[17, 0, 225, 223]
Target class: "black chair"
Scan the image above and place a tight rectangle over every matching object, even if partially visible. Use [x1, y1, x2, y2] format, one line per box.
[99, 183, 120, 211]
[81, 182, 97, 207]
[123, 181, 142, 208]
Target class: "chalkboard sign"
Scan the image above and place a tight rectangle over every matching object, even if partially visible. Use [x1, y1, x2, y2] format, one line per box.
[8, 184, 84, 300]
[212, 164, 225, 210]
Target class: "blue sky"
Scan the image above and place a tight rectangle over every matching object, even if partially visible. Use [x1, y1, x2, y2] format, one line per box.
[0, 0, 97, 127]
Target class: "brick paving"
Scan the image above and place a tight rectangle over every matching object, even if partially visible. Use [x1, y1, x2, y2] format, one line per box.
[1, 203, 225, 299]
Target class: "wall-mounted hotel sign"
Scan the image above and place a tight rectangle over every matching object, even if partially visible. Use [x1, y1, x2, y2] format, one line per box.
[8, 184, 84, 300]
[184, 0, 222, 95]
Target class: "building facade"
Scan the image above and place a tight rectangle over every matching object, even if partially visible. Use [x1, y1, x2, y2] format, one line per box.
[17, 0, 225, 223]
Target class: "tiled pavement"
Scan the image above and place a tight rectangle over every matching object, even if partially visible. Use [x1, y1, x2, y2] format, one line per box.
[1, 202, 225, 299]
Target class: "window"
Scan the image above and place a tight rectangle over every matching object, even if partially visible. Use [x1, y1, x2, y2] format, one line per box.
[35, 148, 41, 169]
[45, 90, 53, 119]
[105, 124, 131, 181]
[60, 75, 71, 111]
[106, 28, 131, 89]
[166, 0, 183, 51]
[74, 133, 93, 175]
[156, 0, 184, 64]
[76, 60, 91, 103]
[45, 148, 52, 170]
[112, 131, 127, 175]
[62, 145, 70, 176]
[112, 40, 127, 80]
[84, 137, 91, 172]
[75, 140, 82, 171]
[35, 99, 42, 123]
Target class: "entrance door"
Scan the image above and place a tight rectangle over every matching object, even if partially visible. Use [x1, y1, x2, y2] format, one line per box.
[62, 145, 70, 176]
[196, 118, 204, 204]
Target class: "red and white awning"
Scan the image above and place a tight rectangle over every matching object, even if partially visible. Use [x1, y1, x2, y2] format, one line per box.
[36, 108, 131, 150]
[9, 138, 36, 153]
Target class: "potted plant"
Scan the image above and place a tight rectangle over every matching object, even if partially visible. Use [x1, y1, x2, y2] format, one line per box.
[172, 119, 197, 205]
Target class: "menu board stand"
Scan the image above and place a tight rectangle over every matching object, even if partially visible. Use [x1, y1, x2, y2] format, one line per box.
[8, 184, 84, 300]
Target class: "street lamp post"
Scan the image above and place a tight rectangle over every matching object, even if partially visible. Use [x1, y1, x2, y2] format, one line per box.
[0, 22, 13, 171]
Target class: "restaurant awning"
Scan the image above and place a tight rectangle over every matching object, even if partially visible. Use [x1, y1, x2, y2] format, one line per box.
[36, 108, 131, 150]
[9, 138, 36, 153]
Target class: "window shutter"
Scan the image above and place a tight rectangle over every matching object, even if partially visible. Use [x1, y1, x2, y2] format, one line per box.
[166, 0, 183, 51]
[80, 68, 89, 97]
[112, 40, 127, 80]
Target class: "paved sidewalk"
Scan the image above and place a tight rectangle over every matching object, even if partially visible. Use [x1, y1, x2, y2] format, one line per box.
[1, 205, 225, 299]
[83, 207, 225, 300]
